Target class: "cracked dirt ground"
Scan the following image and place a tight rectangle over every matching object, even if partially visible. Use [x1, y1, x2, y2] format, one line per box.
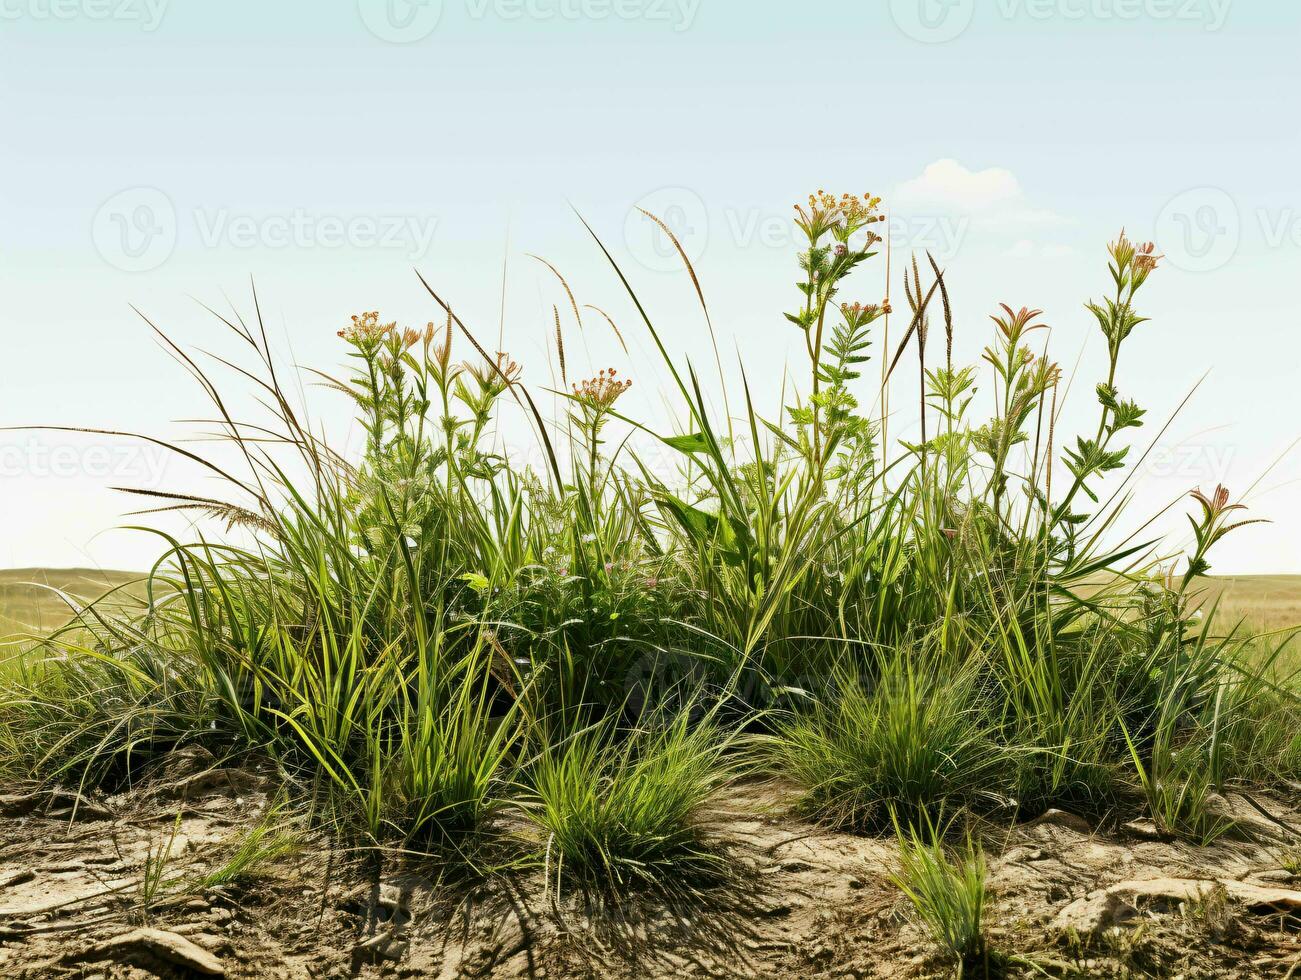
[3, 752, 1301, 978]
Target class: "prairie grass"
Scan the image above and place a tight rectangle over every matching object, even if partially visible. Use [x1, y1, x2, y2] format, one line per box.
[0, 568, 142, 639]
[891, 818, 988, 971]
[0, 568, 143, 683]
[772, 653, 1000, 829]
[527, 706, 741, 891]
[0, 192, 1297, 896]
[199, 806, 301, 889]
[1194, 575, 1301, 639]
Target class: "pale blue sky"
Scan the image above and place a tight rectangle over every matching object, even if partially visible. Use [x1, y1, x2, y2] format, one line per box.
[2, 0, 1299, 573]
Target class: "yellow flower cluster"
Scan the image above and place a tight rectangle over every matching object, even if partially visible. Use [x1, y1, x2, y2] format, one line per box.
[338, 310, 392, 342]
[572, 368, 632, 410]
[339, 312, 438, 351]
[802, 189, 885, 225]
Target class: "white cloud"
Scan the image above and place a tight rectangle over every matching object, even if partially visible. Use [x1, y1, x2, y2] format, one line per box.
[895, 159, 1022, 212]
[892, 159, 1067, 233]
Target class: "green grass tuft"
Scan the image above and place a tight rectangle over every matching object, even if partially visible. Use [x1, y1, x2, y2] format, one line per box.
[772, 654, 1000, 830]
[891, 818, 988, 970]
[527, 708, 739, 891]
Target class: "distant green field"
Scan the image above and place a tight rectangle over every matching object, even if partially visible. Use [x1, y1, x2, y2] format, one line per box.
[1190, 575, 1301, 638]
[0, 567, 143, 641]
[1, 567, 1296, 652]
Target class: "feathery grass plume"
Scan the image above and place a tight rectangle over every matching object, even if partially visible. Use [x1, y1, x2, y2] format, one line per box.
[635, 205, 731, 438]
[529, 253, 584, 330]
[114, 486, 280, 535]
[927, 251, 954, 374]
[553, 303, 567, 385]
[583, 303, 628, 353]
[636, 207, 710, 330]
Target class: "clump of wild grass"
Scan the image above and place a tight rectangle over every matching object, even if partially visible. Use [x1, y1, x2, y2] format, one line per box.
[0, 189, 1291, 900]
[891, 818, 989, 972]
[199, 807, 302, 889]
[1275, 846, 1301, 878]
[379, 651, 521, 848]
[1124, 723, 1234, 846]
[134, 810, 187, 921]
[1182, 882, 1235, 941]
[526, 708, 739, 892]
[772, 655, 1000, 830]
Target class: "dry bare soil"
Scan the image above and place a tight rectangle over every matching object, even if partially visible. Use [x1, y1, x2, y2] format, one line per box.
[2, 753, 1301, 978]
